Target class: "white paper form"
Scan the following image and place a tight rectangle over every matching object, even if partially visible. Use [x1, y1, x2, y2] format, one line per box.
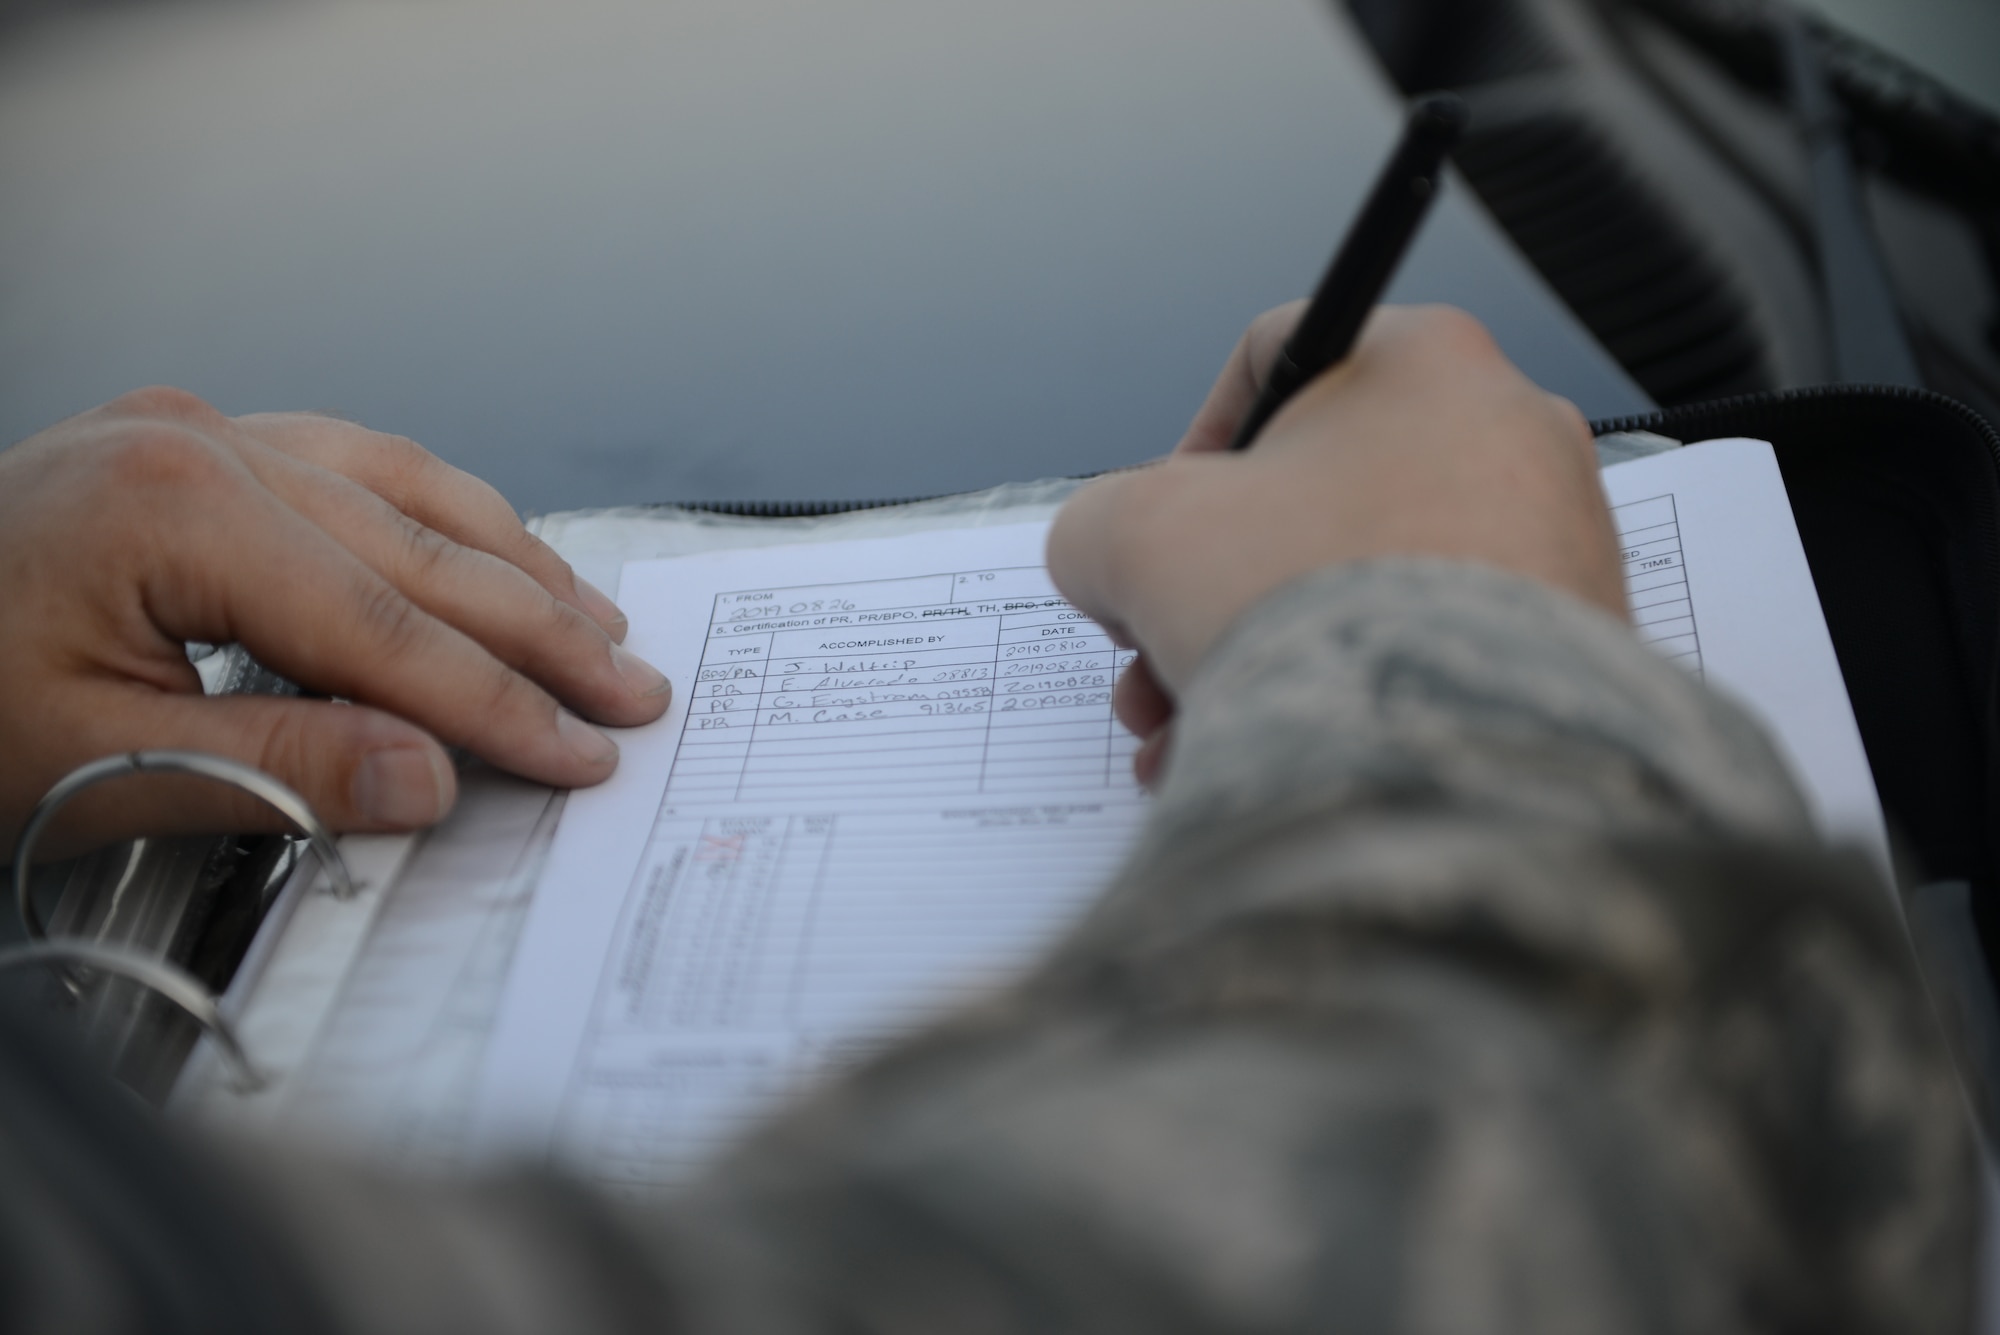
[1602, 438, 1888, 855]
[474, 523, 1146, 1186]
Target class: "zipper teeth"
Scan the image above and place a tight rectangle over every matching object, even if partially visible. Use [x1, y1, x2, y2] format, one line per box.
[1592, 383, 2000, 467]
[669, 496, 937, 518]
[679, 386, 2000, 517]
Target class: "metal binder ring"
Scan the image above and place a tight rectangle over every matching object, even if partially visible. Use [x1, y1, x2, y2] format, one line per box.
[0, 939, 266, 1093]
[12, 750, 356, 943]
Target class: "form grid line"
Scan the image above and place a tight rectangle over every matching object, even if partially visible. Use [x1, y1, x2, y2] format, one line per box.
[1612, 492, 1704, 677]
[677, 566, 1135, 804]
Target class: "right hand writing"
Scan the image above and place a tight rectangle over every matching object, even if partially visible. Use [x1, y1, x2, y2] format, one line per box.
[1047, 304, 1626, 786]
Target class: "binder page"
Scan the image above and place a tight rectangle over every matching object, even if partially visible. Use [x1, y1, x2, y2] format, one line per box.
[1600, 438, 1887, 855]
[474, 522, 1147, 1187]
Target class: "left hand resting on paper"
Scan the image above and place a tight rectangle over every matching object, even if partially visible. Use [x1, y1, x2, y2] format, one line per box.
[0, 388, 673, 858]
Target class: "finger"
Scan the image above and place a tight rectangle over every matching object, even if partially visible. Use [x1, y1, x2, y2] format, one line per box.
[1131, 725, 1172, 790]
[1046, 463, 1196, 670]
[142, 473, 625, 791]
[232, 412, 629, 642]
[1175, 300, 1308, 454]
[36, 690, 459, 856]
[226, 444, 670, 728]
[1112, 653, 1173, 738]
[1045, 469, 1137, 635]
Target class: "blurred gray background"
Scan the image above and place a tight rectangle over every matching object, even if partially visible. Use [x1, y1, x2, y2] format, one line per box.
[0, 0, 1643, 510]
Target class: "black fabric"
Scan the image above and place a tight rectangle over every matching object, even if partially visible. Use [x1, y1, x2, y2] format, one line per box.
[1595, 387, 2000, 926]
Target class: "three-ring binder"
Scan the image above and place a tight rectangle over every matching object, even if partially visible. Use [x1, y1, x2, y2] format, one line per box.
[2, 750, 358, 1097]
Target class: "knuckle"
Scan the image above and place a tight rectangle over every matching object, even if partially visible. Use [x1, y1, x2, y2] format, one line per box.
[394, 516, 461, 587]
[251, 708, 322, 797]
[1413, 304, 1501, 361]
[104, 385, 223, 426]
[536, 588, 589, 643]
[471, 657, 532, 727]
[365, 432, 441, 500]
[98, 424, 231, 493]
[543, 547, 578, 587]
[462, 472, 521, 526]
[453, 471, 542, 561]
[352, 578, 432, 658]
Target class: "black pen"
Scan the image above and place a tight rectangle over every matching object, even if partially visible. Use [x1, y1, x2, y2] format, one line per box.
[1228, 93, 1469, 451]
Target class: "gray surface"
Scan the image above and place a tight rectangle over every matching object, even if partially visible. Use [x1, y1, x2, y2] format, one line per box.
[0, 0, 1646, 512]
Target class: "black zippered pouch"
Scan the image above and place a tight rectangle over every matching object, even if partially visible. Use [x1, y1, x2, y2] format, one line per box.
[683, 385, 2000, 936]
[1595, 387, 2000, 939]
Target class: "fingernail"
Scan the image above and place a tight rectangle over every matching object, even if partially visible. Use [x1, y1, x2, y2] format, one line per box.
[558, 708, 620, 768]
[352, 746, 452, 826]
[575, 576, 629, 642]
[611, 644, 672, 700]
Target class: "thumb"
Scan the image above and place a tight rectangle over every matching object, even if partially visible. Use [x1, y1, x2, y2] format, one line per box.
[39, 690, 458, 857]
[1177, 300, 1308, 455]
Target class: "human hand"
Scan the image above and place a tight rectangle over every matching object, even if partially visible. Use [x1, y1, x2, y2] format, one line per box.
[0, 388, 672, 857]
[1047, 304, 1624, 786]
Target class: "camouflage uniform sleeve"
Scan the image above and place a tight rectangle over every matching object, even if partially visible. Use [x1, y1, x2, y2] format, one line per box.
[636, 559, 1976, 1334]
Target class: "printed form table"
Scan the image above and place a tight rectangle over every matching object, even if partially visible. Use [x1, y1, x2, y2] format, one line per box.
[674, 566, 1142, 804]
